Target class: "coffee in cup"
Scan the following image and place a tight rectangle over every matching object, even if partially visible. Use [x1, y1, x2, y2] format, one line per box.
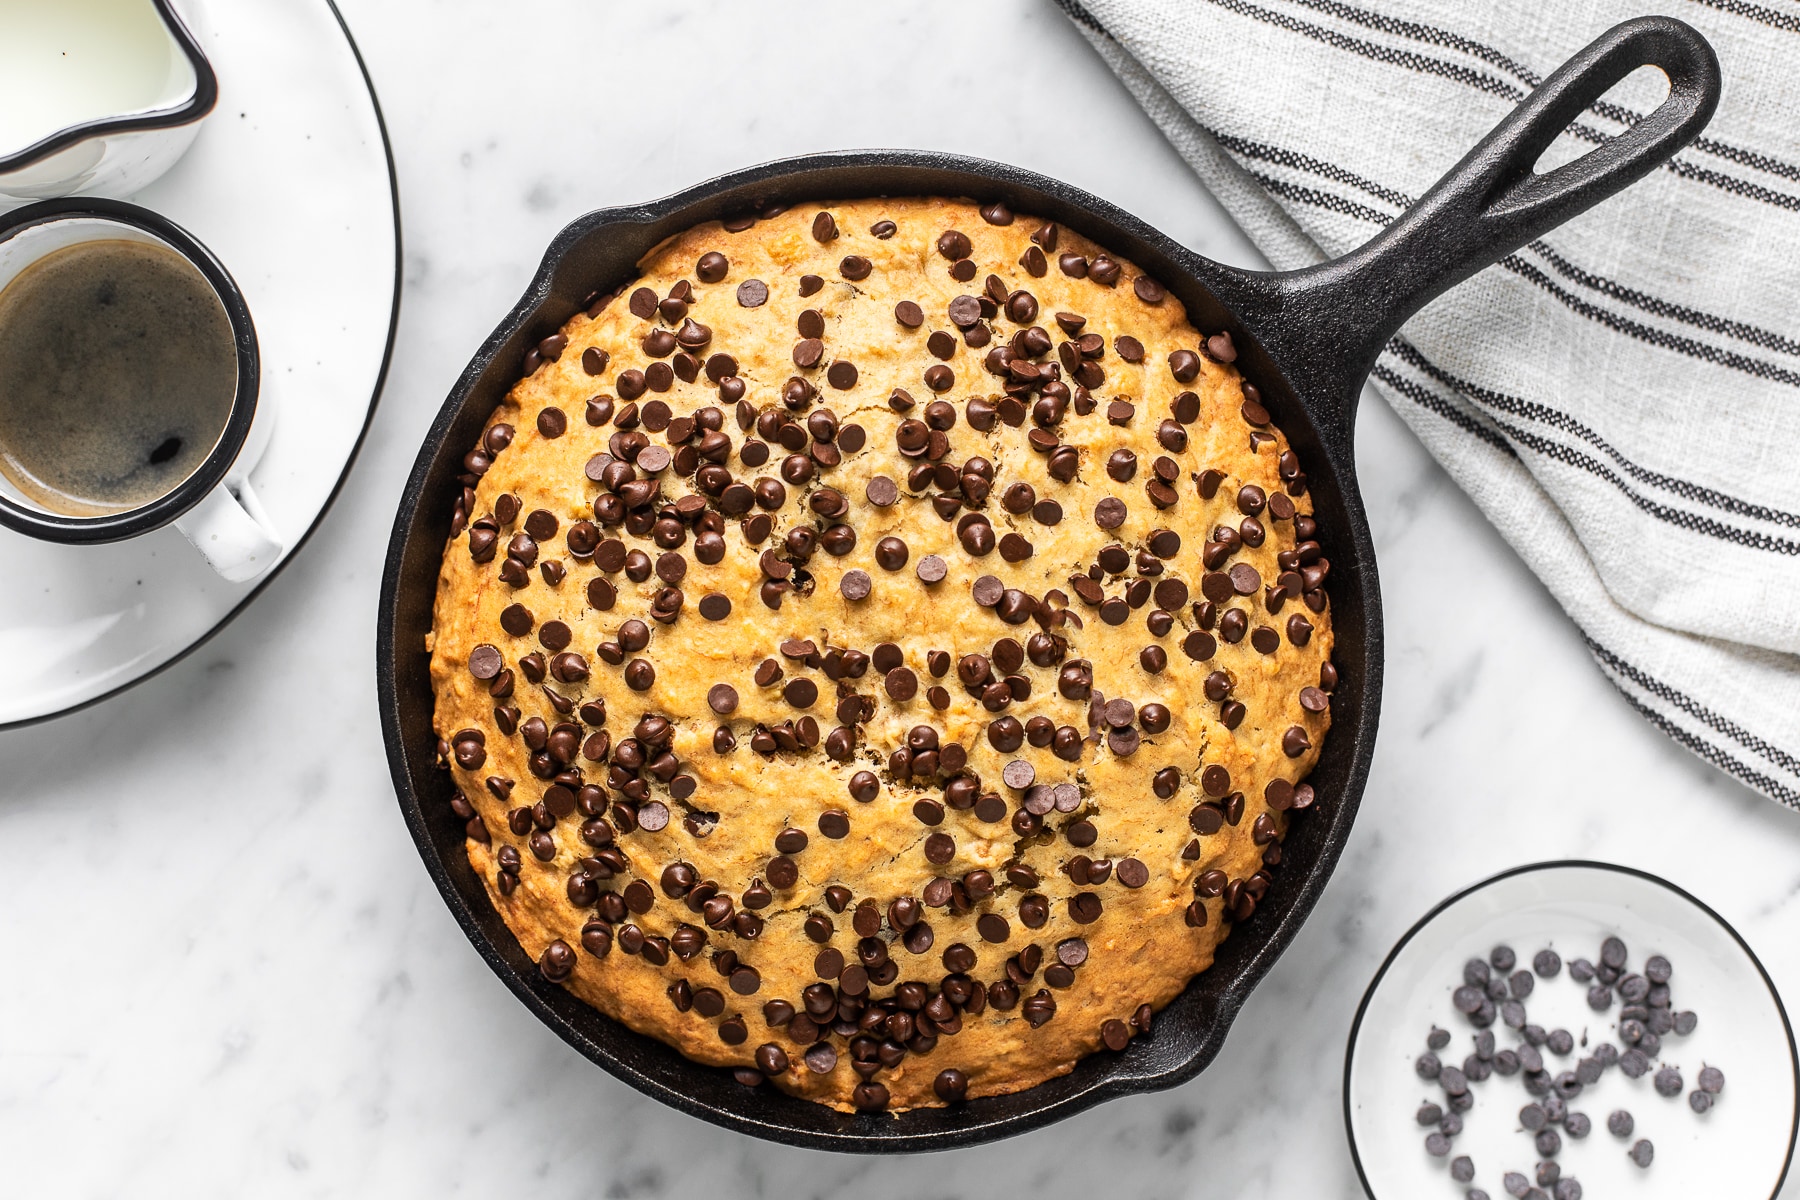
[0, 199, 281, 583]
[0, 236, 237, 516]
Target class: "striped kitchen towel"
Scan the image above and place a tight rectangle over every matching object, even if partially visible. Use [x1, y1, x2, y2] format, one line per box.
[1058, 0, 1800, 807]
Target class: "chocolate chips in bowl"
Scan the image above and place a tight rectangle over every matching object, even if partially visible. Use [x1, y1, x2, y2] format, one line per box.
[380, 17, 1720, 1150]
[1345, 863, 1794, 1199]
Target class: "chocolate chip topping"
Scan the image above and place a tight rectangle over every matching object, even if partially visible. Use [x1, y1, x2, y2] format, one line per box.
[467, 645, 503, 680]
[936, 230, 972, 260]
[734, 278, 769, 308]
[437, 196, 1330, 1113]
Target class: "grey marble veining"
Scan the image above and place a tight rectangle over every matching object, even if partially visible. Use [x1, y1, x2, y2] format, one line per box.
[2, 2, 1796, 1195]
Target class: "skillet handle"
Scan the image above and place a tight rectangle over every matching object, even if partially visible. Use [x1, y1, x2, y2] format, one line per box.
[1234, 16, 1719, 447]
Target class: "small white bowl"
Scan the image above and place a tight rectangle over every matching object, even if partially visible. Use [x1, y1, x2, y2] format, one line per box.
[0, 0, 216, 209]
[1346, 862, 1797, 1199]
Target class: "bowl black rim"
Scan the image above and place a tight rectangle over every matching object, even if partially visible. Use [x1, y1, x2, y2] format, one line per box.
[1341, 858, 1800, 1199]
[0, 0, 219, 178]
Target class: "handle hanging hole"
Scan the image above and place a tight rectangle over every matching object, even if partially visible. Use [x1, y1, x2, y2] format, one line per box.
[1532, 64, 1672, 176]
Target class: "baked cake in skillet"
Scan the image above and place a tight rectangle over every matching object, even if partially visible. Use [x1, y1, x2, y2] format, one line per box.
[428, 198, 1335, 1112]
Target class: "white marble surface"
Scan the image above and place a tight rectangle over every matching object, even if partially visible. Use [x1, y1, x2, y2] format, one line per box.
[2, 2, 1796, 1195]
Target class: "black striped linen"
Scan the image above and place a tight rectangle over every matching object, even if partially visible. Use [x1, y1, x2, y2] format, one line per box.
[1060, 0, 1800, 806]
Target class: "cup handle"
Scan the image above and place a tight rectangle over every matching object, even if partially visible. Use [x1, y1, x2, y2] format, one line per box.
[174, 475, 283, 582]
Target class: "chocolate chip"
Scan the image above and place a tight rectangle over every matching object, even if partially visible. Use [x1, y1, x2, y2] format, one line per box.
[996, 759, 1037, 792]
[916, 554, 947, 583]
[1069, 893, 1103, 924]
[959, 522, 996, 556]
[467, 644, 504, 680]
[840, 569, 873, 601]
[539, 939, 575, 981]
[1004, 289, 1038, 323]
[685, 252, 727, 285]
[1001, 892, 1043, 929]
[736, 279, 768, 307]
[765, 856, 800, 890]
[971, 201, 1011, 227]
[627, 287, 662, 319]
[885, 667, 918, 701]
[1182, 631, 1217, 661]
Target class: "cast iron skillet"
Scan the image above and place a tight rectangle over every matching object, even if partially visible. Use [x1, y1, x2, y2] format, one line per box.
[379, 17, 1719, 1153]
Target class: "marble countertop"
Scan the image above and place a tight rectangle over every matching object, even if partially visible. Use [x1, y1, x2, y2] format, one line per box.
[3, 1, 1796, 1194]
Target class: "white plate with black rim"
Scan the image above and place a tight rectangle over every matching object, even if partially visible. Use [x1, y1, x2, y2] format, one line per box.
[0, 0, 398, 729]
[1345, 861, 1797, 1199]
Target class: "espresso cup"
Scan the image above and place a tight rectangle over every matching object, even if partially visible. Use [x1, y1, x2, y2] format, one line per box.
[0, 197, 281, 582]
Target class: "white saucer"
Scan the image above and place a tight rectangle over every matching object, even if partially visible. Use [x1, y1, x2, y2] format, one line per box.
[0, 0, 398, 728]
[1346, 862, 1796, 1199]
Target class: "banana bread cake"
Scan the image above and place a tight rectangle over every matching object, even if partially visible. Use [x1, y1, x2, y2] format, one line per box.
[427, 196, 1336, 1112]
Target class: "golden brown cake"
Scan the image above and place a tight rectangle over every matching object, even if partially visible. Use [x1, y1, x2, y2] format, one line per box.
[427, 197, 1336, 1113]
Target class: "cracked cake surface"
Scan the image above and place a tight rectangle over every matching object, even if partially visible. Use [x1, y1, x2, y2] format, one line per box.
[427, 196, 1335, 1112]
